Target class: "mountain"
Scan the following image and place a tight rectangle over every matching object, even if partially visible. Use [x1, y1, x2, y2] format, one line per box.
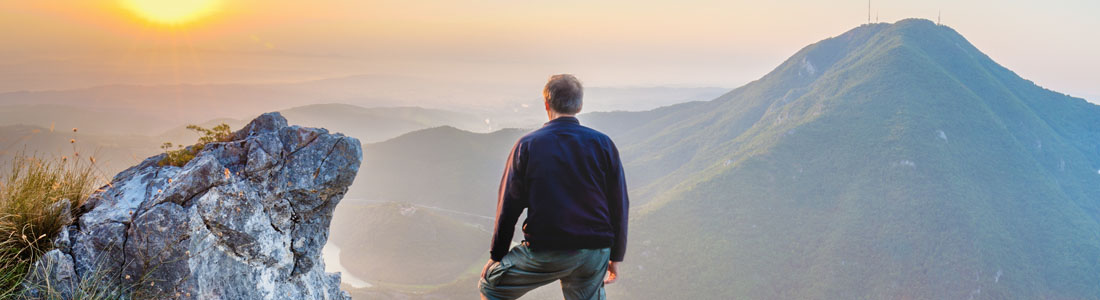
[0, 84, 314, 131]
[576, 86, 728, 113]
[6, 18, 1096, 299]
[156, 104, 492, 145]
[328, 202, 488, 286]
[346, 126, 528, 217]
[606, 19, 1100, 299]
[0, 77, 501, 136]
[0, 105, 172, 136]
[279, 104, 491, 143]
[0, 103, 487, 178]
[0, 125, 161, 174]
[341, 19, 1100, 299]
[0, 72, 724, 136]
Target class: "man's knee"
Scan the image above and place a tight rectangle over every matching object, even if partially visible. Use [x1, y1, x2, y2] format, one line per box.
[480, 264, 511, 300]
[479, 283, 508, 300]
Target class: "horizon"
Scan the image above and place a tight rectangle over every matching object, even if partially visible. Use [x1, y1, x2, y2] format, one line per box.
[3, 2, 1100, 299]
[0, 1, 1097, 103]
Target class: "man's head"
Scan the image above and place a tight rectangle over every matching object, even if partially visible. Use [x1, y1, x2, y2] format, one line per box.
[543, 74, 583, 116]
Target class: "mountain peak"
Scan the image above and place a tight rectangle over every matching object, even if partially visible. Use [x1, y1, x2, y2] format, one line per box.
[596, 17, 1100, 300]
[764, 18, 969, 84]
[892, 17, 938, 28]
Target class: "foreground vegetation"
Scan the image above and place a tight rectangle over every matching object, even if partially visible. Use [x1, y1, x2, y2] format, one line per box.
[159, 123, 232, 167]
[0, 154, 96, 298]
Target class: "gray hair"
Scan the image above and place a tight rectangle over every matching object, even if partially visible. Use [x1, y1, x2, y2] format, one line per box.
[543, 74, 583, 114]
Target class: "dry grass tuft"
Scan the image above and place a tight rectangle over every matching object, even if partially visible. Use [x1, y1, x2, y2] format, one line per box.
[0, 154, 97, 297]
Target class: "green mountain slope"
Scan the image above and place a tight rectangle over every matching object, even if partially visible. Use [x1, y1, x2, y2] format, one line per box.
[334, 19, 1100, 299]
[347, 126, 528, 216]
[329, 202, 489, 286]
[611, 19, 1100, 299]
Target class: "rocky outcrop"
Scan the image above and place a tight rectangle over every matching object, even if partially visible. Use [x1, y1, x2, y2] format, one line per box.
[22, 112, 362, 299]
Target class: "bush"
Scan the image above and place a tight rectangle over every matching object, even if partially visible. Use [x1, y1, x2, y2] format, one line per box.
[158, 123, 232, 167]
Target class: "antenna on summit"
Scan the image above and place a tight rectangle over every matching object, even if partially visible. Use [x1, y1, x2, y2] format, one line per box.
[867, 0, 871, 24]
[937, 10, 941, 25]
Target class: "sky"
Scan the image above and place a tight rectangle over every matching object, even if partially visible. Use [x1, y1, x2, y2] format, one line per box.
[0, 0, 1097, 101]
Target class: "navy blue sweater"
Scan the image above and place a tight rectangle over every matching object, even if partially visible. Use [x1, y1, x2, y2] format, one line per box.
[489, 116, 629, 262]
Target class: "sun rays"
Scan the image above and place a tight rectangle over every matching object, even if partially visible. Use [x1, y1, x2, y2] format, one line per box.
[120, 0, 221, 26]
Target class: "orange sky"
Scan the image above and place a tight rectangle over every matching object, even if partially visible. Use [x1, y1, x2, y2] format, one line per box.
[0, 0, 1096, 101]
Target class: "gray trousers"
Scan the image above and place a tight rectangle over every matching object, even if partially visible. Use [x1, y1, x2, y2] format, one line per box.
[479, 244, 610, 300]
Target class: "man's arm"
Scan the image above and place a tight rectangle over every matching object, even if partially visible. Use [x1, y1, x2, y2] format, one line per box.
[606, 141, 629, 262]
[488, 142, 527, 262]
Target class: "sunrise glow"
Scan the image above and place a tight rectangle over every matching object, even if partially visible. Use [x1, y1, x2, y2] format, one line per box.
[121, 0, 220, 25]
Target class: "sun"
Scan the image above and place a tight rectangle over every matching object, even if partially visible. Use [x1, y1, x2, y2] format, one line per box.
[121, 0, 221, 25]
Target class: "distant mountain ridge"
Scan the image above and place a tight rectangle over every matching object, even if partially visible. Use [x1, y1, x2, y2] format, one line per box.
[601, 19, 1100, 299]
[337, 19, 1100, 299]
[4, 18, 1097, 300]
[345, 126, 528, 215]
[0, 74, 726, 134]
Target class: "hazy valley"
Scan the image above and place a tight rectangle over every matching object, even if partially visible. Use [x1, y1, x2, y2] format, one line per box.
[3, 18, 1099, 300]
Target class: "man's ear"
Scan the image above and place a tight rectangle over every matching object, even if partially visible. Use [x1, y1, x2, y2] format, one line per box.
[544, 101, 550, 112]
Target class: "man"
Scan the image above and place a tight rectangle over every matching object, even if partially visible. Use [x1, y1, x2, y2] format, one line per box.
[479, 74, 629, 300]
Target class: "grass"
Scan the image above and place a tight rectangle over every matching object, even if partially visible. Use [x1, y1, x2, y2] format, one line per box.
[0, 145, 171, 299]
[0, 154, 97, 298]
[20, 255, 133, 300]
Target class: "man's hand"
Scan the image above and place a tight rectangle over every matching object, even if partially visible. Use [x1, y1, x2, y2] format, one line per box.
[481, 259, 498, 279]
[604, 261, 620, 285]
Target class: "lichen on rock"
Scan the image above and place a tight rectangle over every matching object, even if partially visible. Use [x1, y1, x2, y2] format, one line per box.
[23, 112, 362, 299]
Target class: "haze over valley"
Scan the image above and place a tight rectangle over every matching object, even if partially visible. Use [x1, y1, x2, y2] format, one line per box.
[3, 1, 1099, 298]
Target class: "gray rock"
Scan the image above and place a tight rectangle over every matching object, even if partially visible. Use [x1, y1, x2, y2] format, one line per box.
[50, 199, 73, 253]
[25, 112, 360, 300]
[21, 250, 77, 299]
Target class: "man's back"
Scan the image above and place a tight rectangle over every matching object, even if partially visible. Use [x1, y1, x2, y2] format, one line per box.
[489, 116, 628, 262]
[480, 74, 628, 300]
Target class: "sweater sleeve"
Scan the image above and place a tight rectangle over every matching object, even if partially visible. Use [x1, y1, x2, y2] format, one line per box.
[489, 141, 528, 261]
[606, 140, 630, 262]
